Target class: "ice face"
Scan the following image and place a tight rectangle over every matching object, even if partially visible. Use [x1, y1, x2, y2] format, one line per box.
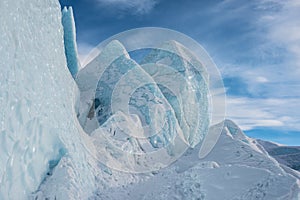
[95, 53, 180, 144]
[140, 41, 209, 147]
[0, 1, 94, 199]
[73, 34, 213, 173]
[76, 40, 130, 134]
[62, 6, 79, 78]
[75, 39, 189, 172]
[77, 39, 210, 148]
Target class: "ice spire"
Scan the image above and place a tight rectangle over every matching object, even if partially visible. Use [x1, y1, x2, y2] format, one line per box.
[62, 6, 79, 79]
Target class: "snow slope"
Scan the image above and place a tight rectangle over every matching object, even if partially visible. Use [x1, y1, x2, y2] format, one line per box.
[87, 120, 300, 200]
[258, 139, 300, 171]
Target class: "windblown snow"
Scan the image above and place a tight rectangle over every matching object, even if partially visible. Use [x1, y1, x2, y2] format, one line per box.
[0, 0, 299, 200]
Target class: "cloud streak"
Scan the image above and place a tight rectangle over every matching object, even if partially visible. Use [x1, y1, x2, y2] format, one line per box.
[226, 97, 300, 131]
[212, 0, 300, 134]
[96, 0, 159, 15]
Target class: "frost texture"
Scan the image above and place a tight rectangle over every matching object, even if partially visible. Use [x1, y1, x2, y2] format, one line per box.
[0, 1, 94, 199]
[62, 6, 79, 78]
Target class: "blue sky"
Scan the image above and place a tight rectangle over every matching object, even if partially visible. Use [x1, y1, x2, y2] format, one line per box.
[59, 0, 300, 145]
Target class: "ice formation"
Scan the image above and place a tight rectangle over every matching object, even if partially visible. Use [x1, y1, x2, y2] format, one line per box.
[62, 6, 79, 78]
[76, 40, 130, 134]
[140, 40, 209, 147]
[0, 1, 94, 199]
[76, 40, 210, 147]
[0, 0, 299, 199]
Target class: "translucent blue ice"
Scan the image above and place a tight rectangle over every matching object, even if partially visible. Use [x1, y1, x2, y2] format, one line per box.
[62, 6, 79, 79]
[95, 53, 181, 148]
[140, 41, 209, 147]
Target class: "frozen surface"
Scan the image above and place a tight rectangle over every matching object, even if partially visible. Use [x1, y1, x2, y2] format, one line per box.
[76, 40, 129, 134]
[89, 120, 300, 200]
[76, 39, 210, 150]
[0, 1, 299, 199]
[0, 0, 95, 199]
[74, 38, 212, 172]
[62, 6, 79, 78]
[258, 139, 300, 171]
[140, 40, 209, 147]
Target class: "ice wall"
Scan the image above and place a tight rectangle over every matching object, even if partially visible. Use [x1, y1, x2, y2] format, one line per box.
[62, 6, 79, 78]
[0, 0, 94, 199]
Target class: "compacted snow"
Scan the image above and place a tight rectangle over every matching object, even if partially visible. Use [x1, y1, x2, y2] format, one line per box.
[87, 120, 300, 200]
[0, 0, 299, 200]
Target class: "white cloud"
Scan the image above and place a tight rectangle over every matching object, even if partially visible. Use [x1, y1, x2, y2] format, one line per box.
[256, 0, 300, 74]
[226, 97, 300, 131]
[255, 76, 268, 83]
[96, 0, 158, 15]
[215, 1, 300, 134]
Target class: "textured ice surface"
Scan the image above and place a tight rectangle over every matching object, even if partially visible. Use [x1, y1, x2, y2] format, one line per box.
[76, 40, 190, 172]
[62, 6, 79, 78]
[140, 40, 209, 147]
[95, 52, 183, 147]
[76, 40, 129, 134]
[76, 39, 210, 150]
[74, 38, 212, 172]
[0, 1, 94, 199]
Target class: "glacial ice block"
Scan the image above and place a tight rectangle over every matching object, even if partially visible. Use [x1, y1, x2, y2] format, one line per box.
[75, 38, 211, 172]
[140, 40, 210, 147]
[62, 6, 79, 78]
[75, 40, 130, 133]
[92, 44, 185, 148]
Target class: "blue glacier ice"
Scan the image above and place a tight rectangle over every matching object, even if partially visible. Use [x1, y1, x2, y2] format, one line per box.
[140, 40, 210, 147]
[76, 40, 130, 134]
[62, 6, 79, 78]
[76, 40, 189, 172]
[95, 53, 180, 147]
[76, 39, 210, 151]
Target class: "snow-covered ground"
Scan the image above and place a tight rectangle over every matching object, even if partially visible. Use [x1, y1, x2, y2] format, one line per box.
[258, 139, 300, 172]
[0, 0, 299, 199]
[85, 120, 300, 200]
